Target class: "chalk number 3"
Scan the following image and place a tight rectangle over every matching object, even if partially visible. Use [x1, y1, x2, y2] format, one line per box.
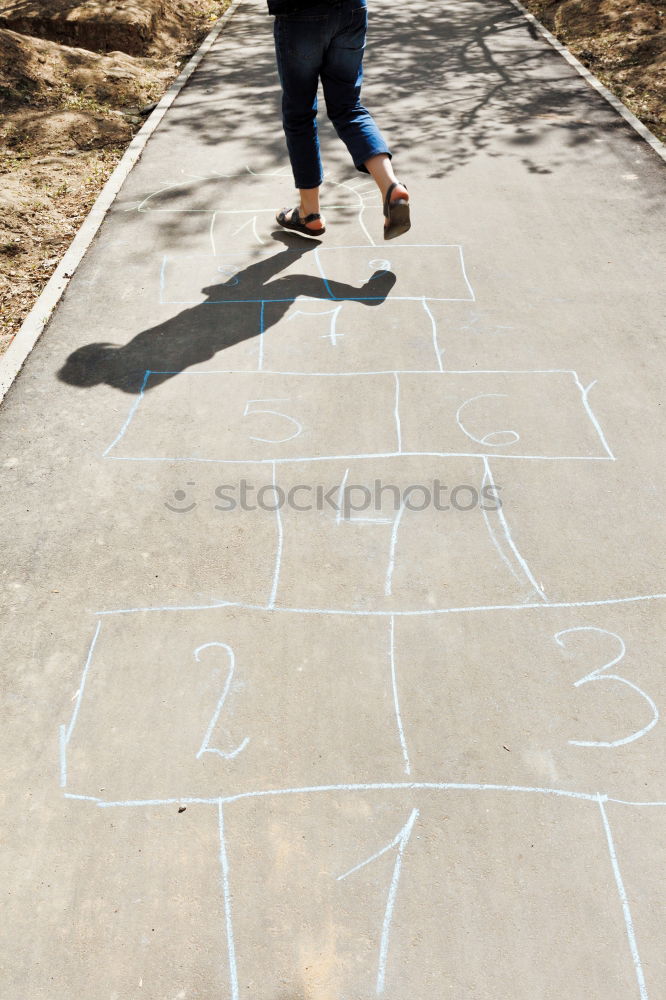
[554, 626, 658, 747]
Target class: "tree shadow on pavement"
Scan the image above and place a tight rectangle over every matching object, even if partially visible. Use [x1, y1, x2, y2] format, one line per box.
[153, 0, 621, 181]
[57, 233, 397, 393]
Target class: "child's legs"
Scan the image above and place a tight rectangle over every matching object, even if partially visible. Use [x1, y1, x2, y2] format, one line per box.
[273, 13, 328, 190]
[321, 0, 392, 175]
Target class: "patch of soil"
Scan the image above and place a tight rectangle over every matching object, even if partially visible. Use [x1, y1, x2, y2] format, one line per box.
[522, 0, 666, 142]
[0, 0, 165, 56]
[0, 0, 230, 355]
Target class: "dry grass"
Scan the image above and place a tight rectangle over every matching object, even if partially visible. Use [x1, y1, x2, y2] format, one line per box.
[522, 0, 666, 142]
[0, 0, 230, 354]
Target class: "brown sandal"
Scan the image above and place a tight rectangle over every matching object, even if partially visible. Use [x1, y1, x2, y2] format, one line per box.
[383, 182, 411, 241]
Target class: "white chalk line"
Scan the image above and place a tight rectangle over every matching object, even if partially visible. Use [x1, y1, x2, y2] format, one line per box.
[159, 255, 167, 304]
[218, 800, 240, 1000]
[389, 616, 411, 775]
[209, 212, 218, 256]
[456, 393, 520, 449]
[268, 461, 283, 609]
[108, 452, 615, 464]
[393, 372, 402, 453]
[422, 297, 444, 372]
[384, 503, 407, 598]
[480, 461, 523, 585]
[129, 367, 595, 376]
[572, 374, 616, 460]
[94, 784, 607, 809]
[327, 179, 376, 246]
[335, 467, 349, 525]
[59, 618, 102, 787]
[102, 369, 151, 457]
[456, 245, 477, 303]
[257, 301, 266, 371]
[376, 808, 418, 993]
[483, 457, 548, 601]
[597, 796, 650, 999]
[91, 591, 666, 618]
[230, 215, 267, 246]
[71, 787, 666, 809]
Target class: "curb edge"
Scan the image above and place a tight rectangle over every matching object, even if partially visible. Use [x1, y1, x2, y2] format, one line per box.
[507, 0, 666, 163]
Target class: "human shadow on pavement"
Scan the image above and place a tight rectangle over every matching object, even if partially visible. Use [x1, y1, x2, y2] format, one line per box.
[57, 234, 397, 394]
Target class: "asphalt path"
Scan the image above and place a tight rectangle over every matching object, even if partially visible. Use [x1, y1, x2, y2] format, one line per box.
[1, 0, 665, 996]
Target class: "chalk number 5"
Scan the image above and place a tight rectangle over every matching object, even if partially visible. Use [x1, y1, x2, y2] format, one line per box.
[243, 398, 303, 443]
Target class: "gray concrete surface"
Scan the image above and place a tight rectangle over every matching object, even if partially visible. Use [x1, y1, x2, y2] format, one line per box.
[1, 0, 666, 997]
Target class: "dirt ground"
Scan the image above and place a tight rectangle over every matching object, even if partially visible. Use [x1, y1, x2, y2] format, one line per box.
[522, 0, 665, 141]
[1, 1, 664, 356]
[0, 0, 230, 354]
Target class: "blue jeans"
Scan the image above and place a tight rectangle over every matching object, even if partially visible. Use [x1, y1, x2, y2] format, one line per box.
[273, 0, 392, 189]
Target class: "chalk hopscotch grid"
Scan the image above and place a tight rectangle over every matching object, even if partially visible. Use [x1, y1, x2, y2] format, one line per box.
[67, 166, 654, 996]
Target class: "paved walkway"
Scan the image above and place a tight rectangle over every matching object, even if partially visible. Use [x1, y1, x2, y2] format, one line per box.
[2, 1, 665, 996]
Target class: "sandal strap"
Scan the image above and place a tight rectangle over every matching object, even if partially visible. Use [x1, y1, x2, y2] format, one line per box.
[383, 182, 398, 218]
[282, 208, 321, 224]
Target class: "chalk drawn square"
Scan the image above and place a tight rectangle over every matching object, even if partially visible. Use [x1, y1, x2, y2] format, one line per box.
[273, 456, 539, 612]
[260, 298, 443, 374]
[61, 609, 406, 802]
[223, 791, 642, 1000]
[398, 370, 614, 460]
[396, 604, 666, 802]
[103, 371, 398, 463]
[485, 457, 665, 604]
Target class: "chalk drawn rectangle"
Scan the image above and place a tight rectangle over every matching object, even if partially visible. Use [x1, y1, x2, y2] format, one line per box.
[158, 245, 474, 306]
[61, 609, 405, 802]
[396, 603, 666, 804]
[314, 244, 475, 302]
[223, 792, 642, 1000]
[104, 371, 398, 463]
[273, 456, 539, 613]
[260, 298, 443, 374]
[398, 370, 613, 460]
